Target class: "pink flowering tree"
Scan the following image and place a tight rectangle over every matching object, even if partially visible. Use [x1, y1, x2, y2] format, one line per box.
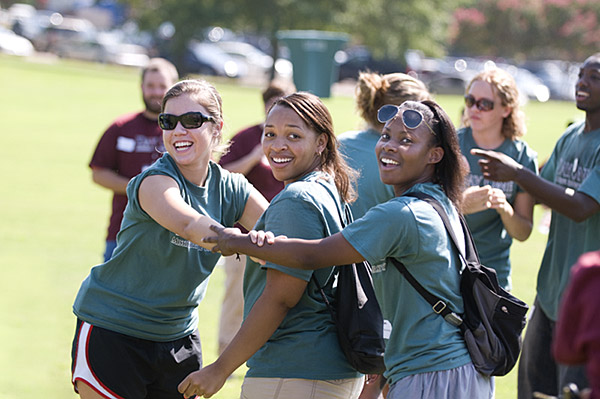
[450, 0, 600, 61]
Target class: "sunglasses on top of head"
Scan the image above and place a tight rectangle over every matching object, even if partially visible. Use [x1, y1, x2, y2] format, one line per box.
[464, 95, 495, 112]
[377, 104, 436, 136]
[158, 112, 215, 130]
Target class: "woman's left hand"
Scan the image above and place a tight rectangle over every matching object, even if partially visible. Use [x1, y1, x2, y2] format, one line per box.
[177, 363, 229, 398]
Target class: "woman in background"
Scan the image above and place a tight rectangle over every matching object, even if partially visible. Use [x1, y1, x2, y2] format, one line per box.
[459, 68, 538, 290]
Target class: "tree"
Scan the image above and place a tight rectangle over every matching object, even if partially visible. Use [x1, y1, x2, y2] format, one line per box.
[450, 0, 600, 61]
[118, 0, 463, 70]
[336, 0, 460, 60]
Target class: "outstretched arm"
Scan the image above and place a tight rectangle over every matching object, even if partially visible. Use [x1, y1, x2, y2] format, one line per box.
[178, 269, 307, 398]
[205, 226, 365, 270]
[139, 176, 268, 250]
[472, 149, 600, 222]
[139, 175, 224, 250]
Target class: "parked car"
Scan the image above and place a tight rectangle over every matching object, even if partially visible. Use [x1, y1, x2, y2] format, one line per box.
[334, 45, 406, 81]
[181, 40, 247, 78]
[32, 15, 96, 53]
[0, 26, 34, 56]
[406, 53, 550, 102]
[52, 32, 149, 67]
[215, 40, 273, 78]
[521, 59, 578, 101]
[214, 39, 293, 81]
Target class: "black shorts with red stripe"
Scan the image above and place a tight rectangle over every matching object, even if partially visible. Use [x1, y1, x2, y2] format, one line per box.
[71, 319, 202, 399]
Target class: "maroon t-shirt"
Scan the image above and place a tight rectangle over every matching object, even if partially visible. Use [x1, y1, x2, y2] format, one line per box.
[219, 124, 283, 231]
[89, 111, 164, 240]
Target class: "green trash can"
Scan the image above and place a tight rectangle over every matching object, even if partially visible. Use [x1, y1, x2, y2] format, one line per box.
[277, 30, 349, 98]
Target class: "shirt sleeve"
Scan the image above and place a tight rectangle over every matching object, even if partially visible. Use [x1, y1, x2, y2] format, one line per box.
[342, 200, 417, 264]
[262, 197, 326, 281]
[89, 123, 119, 170]
[219, 126, 258, 166]
[578, 165, 600, 205]
[516, 144, 539, 194]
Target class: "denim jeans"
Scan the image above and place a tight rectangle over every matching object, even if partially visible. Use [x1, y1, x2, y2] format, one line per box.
[517, 299, 588, 399]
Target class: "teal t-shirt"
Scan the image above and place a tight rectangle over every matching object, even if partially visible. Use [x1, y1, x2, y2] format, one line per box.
[458, 127, 538, 289]
[537, 122, 600, 321]
[342, 183, 472, 385]
[73, 154, 252, 341]
[338, 129, 395, 220]
[243, 171, 361, 380]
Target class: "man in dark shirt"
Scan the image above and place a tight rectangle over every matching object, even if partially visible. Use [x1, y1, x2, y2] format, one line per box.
[89, 58, 178, 261]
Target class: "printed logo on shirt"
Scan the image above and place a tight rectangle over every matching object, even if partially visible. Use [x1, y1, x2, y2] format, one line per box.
[116, 135, 165, 153]
[170, 235, 212, 252]
[116, 136, 136, 153]
[555, 159, 590, 189]
[372, 261, 386, 273]
[466, 174, 515, 196]
[135, 135, 164, 153]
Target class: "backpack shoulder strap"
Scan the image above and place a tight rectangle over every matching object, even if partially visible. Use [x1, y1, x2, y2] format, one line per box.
[403, 192, 479, 264]
[388, 191, 465, 327]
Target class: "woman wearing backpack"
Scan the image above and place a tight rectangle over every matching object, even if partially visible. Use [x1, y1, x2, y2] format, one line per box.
[204, 100, 495, 399]
[178, 92, 363, 399]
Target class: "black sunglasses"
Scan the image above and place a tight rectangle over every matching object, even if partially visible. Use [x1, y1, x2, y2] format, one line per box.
[158, 112, 215, 130]
[464, 95, 495, 112]
[377, 105, 436, 136]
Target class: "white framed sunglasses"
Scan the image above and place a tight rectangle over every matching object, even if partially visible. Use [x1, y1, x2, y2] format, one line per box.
[377, 105, 436, 137]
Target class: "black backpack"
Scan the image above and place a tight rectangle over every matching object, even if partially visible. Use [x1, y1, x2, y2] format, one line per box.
[389, 192, 529, 377]
[311, 189, 386, 374]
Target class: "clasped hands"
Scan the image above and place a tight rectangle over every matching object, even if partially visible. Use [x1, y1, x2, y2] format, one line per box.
[202, 225, 278, 259]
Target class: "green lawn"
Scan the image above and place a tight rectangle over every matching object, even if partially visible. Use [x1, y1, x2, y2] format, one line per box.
[0, 54, 584, 399]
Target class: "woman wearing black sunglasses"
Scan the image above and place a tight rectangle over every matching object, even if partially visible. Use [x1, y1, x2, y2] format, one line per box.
[458, 68, 538, 291]
[201, 100, 495, 399]
[70, 79, 269, 399]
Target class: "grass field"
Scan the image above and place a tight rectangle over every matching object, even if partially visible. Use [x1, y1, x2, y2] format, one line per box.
[0, 54, 585, 399]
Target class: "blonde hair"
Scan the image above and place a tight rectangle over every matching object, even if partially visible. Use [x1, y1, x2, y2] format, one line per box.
[355, 72, 431, 130]
[463, 68, 527, 140]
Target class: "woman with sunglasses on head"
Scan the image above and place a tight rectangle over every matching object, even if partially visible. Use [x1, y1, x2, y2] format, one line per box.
[70, 79, 269, 399]
[177, 92, 363, 399]
[458, 68, 538, 291]
[202, 100, 495, 399]
[339, 71, 431, 220]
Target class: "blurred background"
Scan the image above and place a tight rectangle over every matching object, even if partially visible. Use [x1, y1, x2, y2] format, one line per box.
[1, 1, 596, 397]
[1, 0, 596, 101]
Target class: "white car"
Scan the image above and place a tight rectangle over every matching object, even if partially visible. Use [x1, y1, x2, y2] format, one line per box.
[0, 27, 34, 56]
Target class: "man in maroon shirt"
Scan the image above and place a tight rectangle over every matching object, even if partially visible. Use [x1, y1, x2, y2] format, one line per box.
[217, 80, 294, 354]
[89, 58, 178, 261]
